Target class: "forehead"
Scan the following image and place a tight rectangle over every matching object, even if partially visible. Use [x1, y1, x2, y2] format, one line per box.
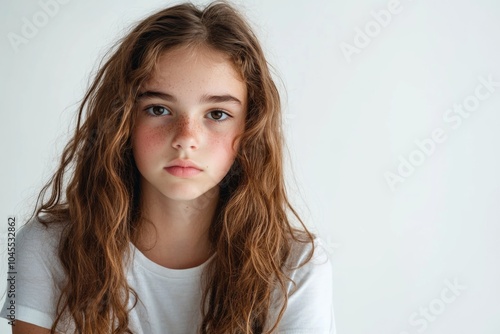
[144, 45, 246, 96]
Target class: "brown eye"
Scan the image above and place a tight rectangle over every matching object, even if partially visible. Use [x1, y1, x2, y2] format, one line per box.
[145, 106, 170, 116]
[208, 110, 230, 122]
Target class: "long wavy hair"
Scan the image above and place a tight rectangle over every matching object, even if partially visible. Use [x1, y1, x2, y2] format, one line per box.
[34, 2, 315, 333]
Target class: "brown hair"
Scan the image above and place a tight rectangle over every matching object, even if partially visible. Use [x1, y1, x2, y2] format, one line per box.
[35, 2, 314, 333]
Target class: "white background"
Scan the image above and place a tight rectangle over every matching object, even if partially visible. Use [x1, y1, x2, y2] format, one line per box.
[1, 0, 500, 333]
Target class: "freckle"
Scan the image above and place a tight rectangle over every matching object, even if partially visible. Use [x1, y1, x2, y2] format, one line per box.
[141, 128, 165, 151]
[174, 116, 191, 132]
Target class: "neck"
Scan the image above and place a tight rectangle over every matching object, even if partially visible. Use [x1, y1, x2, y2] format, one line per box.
[135, 185, 220, 269]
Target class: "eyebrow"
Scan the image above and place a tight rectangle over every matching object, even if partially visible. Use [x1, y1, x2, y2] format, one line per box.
[200, 94, 242, 105]
[137, 91, 176, 102]
[137, 90, 242, 106]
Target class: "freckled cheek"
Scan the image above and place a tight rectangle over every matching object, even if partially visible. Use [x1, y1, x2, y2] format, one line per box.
[132, 124, 170, 161]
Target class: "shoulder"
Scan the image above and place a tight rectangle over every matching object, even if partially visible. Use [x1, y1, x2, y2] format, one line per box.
[271, 235, 336, 334]
[14, 217, 67, 282]
[17, 216, 66, 244]
[16, 217, 66, 258]
[287, 235, 331, 266]
[0, 217, 69, 330]
[285, 237, 332, 293]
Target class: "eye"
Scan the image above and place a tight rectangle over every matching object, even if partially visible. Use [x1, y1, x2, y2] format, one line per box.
[207, 110, 231, 122]
[145, 105, 170, 116]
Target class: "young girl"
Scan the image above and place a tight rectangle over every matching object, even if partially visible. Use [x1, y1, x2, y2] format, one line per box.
[1, 2, 335, 333]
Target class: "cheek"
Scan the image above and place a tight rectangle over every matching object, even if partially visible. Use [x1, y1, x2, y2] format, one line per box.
[208, 133, 239, 166]
[131, 124, 165, 165]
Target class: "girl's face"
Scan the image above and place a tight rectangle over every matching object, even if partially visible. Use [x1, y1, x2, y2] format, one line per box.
[132, 45, 247, 203]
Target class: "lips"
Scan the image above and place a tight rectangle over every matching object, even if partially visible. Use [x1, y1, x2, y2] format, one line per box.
[164, 159, 203, 178]
[166, 158, 202, 170]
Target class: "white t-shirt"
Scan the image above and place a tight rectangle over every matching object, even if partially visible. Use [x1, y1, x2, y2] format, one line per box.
[1, 220, 336, 333]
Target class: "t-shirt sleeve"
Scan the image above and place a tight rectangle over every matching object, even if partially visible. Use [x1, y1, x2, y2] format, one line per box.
[273, 238, 337, 334]
[0, 219, 66, 330]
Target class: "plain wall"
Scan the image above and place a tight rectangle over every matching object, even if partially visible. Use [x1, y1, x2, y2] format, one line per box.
[1, 0, 499, 333]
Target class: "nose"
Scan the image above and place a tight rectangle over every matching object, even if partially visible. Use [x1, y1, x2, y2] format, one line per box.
[171, 115, 200, 150]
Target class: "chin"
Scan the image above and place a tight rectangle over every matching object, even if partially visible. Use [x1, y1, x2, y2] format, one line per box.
[162, 186, 214, 201]
[161, 190, 203, 201]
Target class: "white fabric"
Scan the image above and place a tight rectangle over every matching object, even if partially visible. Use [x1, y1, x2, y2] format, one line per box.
[1, 220, 336, 333]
